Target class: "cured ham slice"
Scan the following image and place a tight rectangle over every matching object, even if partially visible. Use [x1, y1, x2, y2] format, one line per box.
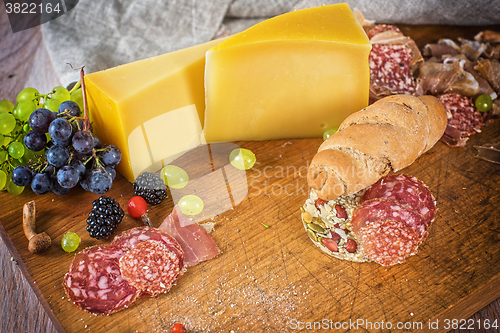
[159, 206, 221, 267]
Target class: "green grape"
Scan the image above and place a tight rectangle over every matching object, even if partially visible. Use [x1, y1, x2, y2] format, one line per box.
[161, 165, 189, 189]
[71, 88, 84, 110]
[6, 176, 24, 195]
[178, 195, 204, 215]
[61, 231, 81, 253]
[43, 98, 61, 113]
[11, 159, 21, 168]
[229, 148, 256, 170]
[0, 133, 3, 146]
[323, 127, 338, 140]
[3, 135, 12, 147]
[50, 86, 71, 103]
[475, 94, 493, 112]
[0, 151, 7, 163]
[8, 141, 24, 159]
[15, 100, 37, 121]
[0, 100, 14, 113]
[0, 113, 16, 135]
[23, 124, 30, 132]
[0, 170, 6, 189]
[16, 87, 39, 103]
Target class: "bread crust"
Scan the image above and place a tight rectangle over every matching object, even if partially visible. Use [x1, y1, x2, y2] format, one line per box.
[308, 94, 447, 200]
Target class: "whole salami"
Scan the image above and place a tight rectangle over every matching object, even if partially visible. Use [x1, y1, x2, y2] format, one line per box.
[63, 245, 139, 315]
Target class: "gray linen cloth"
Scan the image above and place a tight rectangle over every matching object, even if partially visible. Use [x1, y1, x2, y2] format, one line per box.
[42, 0, 500, 85]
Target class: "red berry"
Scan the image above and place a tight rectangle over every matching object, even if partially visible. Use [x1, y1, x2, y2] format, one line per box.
[171, 323, 186, 333]
[127, 196, 148, 218]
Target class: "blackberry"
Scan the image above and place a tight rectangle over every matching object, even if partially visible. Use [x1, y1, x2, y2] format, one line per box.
[132, 172, 167, 205]
[86, 196, 124, 239]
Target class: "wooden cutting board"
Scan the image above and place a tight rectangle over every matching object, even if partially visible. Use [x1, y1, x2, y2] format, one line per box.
[1, 23, 500, 333]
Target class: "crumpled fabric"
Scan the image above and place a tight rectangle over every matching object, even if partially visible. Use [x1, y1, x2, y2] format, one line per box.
[42, 0, 500, 85]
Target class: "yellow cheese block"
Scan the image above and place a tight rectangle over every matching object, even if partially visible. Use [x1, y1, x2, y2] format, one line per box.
[85, 38, 225, 182]
[203, 3, 371, 142]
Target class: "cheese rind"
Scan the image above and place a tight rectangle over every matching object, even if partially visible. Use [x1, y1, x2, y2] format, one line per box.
[85, 38, 225, 182]
[203, 3, 371, 142]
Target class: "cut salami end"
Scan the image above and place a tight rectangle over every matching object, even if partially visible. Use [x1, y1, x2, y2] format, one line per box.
[63, 245, 139, 315]
[361, 174, 436, 225]
[359, 220, 420, 266]
[369, 44, 416, 98]
[111, 226, 185, 271]
[119, 240, 182, 297]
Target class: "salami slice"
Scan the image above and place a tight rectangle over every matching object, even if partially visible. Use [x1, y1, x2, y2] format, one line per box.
[352, 198, 428, 241]
[112, 226, 184, 269]
[367, 24, 402, 39]
[439, 93, 484, 136]
[358, 220, 421, 266]
[63, 245, 139, 315]
[361, 174, 436, 225]
[119, 240, 182, 297]
[370, 44, 416, 96]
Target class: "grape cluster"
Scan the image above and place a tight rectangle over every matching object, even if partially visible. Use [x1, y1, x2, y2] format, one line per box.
[0, 84, 121, 196]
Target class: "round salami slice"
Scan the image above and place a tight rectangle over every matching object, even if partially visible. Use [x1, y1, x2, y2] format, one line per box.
[439, 93, 484, 136]
[119, 240, 182, 297]
[359, 220, 421, 266]
[361, 174, 436, 225]
[63, 245, 139, 315]
[369, 44, 415, 96]
[112, 226, 184, 269]
[352, 198, 428, 241]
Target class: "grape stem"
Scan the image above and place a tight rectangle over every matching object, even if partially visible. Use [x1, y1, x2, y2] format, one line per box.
[68, 80, 81, 95]
[80, 68, 90, 132]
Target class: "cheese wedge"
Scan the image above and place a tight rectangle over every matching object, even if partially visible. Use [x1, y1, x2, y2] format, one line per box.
[85, 38, 226, 182]
[203, 3, 371, 142]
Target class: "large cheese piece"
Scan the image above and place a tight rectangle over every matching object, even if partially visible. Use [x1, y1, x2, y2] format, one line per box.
[203, 3, 371, 142]
[85, 38, 225, 182]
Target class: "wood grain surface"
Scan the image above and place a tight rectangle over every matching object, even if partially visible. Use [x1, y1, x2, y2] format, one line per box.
[1, 4, 500, 333]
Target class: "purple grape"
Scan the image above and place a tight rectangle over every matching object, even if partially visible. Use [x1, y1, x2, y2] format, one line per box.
[46, 144, 70, 168]
[57, 165, 79, 188]
[51, 174, 71, 195]
[82, 168, 112, 194]
[31, 173, 53, 194]
[99, 145, 121, 167]
[70, 159, 86, 180]
[12, 165, 32, 187]
[105, 166, 116, 180]
[58, 100, 80, 118]
[48, 118, 72, 143]
[24, 130, 47, 151]
[72, 131, 94, 154]
[28, 109, 56, 133]
[93, 136, 102, 149]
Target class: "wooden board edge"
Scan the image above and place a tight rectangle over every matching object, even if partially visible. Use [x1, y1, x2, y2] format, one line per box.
[0, 221, 67, 333]
[415, 273, 500, 333]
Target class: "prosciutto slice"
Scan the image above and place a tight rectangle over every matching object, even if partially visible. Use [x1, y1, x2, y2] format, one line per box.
[159, 206, 220, 267]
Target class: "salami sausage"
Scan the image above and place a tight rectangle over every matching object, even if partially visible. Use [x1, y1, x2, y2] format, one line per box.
[369, 44, 416, 97]
[112, 226, 184, 269]
[352, 198, 428, 241]
[119, 240, 182, 297]
[358, 220, 421, 266]
[361, 174, 436, 225]
[63, 245, 139, 315]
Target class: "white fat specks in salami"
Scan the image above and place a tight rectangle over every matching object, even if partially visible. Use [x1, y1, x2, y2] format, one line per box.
[63, 245, 139, 315]
[112, 226, 184, 270]
[439, 93, 484, 136]
[359, 220, 420, 266]
[370, 44, 415, 97]
[361, 174, 436, 225]
[119, 240, 182, 297]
